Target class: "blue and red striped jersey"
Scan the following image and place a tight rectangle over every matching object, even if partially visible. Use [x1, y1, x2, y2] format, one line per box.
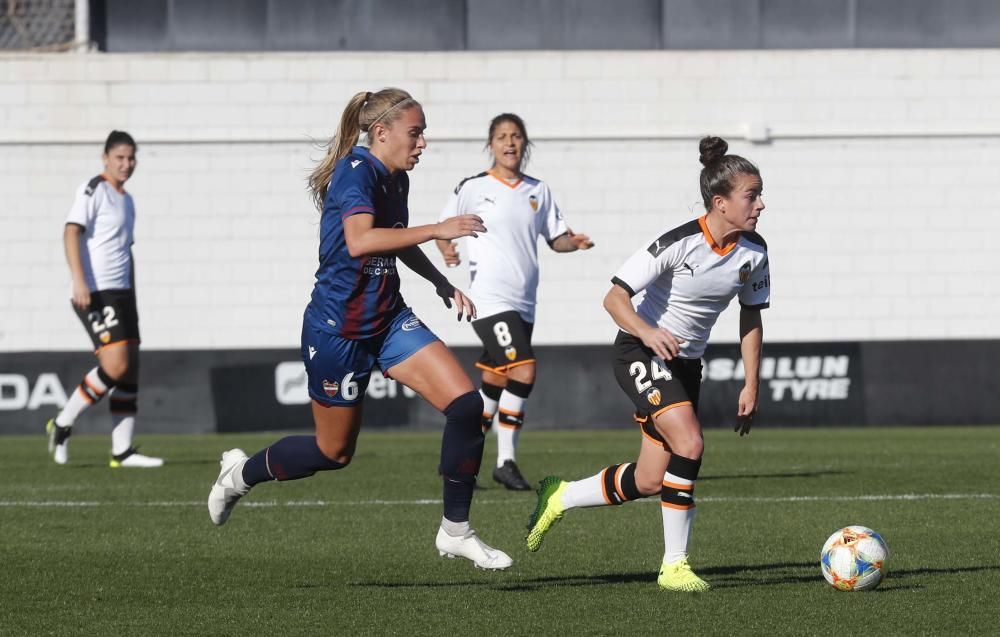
[304, 146, 409, 339]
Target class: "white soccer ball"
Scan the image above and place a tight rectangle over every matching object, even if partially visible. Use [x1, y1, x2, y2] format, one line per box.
[820, 525, 889, 591]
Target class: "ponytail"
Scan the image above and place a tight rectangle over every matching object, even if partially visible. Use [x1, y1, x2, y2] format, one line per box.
[308, 88, 419, 211]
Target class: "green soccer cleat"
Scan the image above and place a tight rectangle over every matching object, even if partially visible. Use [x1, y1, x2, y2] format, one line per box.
[525, 476, 567, 552]
[657, 558, 710, 592]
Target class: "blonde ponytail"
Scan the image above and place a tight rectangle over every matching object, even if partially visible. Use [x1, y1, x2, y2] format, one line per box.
[308, 87, 420, 211]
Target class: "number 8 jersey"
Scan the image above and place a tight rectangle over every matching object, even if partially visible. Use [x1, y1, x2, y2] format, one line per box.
[611, 216, 770, 359]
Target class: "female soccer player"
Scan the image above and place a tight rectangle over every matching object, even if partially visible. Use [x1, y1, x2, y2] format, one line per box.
[46, 130, 163, 468]
[208, 88, 511, 570]
[525, 136, 770, 592]
[435, 113, 593, 491]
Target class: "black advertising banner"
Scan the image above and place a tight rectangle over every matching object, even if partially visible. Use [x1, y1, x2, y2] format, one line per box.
[2, 341, 998, 434]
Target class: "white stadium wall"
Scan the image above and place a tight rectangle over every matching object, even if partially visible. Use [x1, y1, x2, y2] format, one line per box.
[3, 49, 1000, 353]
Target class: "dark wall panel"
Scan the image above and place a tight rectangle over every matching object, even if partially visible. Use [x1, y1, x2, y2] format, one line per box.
[266, 0, 465, 51]
[856, 0, 1000, 48]
[98, 0, 1000, 51]
[104, 0, 169, 52]
[468, 0, 661, 50]
[760, 0, 852, 49]
[662, 0, 762, 50]
[170, 0, 267, 52]
[4, 340, 996, 435]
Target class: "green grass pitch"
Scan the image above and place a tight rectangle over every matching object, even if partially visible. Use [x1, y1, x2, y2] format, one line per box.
[2, 426, 998, 636]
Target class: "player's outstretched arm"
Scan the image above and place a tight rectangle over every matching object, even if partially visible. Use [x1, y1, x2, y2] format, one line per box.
[397, 246, 476, 322]
[736, 307, 763, 436]
[549, 228, 595, 253]
[343, 213, 485, 258]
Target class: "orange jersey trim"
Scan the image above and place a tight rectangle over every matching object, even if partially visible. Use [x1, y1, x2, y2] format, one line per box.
[660, 501, 695, 511]
[487, 169, 523, 190]
[94, 338, 138, 355]
[698, 215, 738, 257]
[474, 361, 507, 375]
[651, 400, 693, 419]
[639, 427, 663, 447]
[662, 480, 693, 492]
[503, 358, 536, 370]
[600, 468, 614, 505]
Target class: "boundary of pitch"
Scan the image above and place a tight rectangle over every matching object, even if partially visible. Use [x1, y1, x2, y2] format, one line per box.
[0, 493, 997, 508]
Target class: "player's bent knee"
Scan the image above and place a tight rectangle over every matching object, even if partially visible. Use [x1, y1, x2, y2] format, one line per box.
[442, 390, 484, 422]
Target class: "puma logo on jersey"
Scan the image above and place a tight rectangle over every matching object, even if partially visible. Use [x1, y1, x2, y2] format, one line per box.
[681, 262, 698, 276]
[648, 239, 668, 257]
[350, 160, 362, 168]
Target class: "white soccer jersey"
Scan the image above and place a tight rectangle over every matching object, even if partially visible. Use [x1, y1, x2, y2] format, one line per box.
[65, 175, 136, 291]
[612, 216, 770, 359]
[439, 171, 568, 322]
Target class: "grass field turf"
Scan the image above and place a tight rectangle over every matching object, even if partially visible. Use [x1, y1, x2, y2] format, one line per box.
[2, 426, 998, 636]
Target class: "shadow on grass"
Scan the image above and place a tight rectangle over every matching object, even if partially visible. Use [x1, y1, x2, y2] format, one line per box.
[344, 562, 1000, 592]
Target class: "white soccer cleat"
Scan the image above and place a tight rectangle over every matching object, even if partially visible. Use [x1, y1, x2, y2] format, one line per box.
[208, 448, 250, 526]
[53, 445, 69, 465]
[435, 526, 513, 570]
[110, 447, 164, 468]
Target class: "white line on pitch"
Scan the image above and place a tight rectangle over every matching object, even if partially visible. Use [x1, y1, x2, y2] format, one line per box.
[0, 493, 997, 508]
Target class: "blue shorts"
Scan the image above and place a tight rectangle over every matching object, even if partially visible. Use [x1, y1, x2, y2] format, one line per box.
[301, 307, 439, 406]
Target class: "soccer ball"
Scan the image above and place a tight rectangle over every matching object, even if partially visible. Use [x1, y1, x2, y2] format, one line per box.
[820, 525, 889, 591]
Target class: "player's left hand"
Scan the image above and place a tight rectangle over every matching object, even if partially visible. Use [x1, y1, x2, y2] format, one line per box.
[735, 385, 758, 436]
[437, 283, 476, 321]
[567, 228, 595, 250]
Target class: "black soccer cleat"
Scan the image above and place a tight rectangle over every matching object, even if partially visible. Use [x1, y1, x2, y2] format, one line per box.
[492, 460, 532, 491]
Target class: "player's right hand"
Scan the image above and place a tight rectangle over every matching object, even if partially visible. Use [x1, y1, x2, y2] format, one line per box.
[639, 326, 684, 360]
[434, 214, 486, 240]
[71, 281, 90, 310]
[440, 241, 461, 267]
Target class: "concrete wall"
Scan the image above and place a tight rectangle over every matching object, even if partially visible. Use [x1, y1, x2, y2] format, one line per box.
[3, 49, 1000, 352]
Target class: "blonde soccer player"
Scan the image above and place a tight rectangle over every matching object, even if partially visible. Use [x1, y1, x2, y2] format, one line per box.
[208, 89, 511, 570]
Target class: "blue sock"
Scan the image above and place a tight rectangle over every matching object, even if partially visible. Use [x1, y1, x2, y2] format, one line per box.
[241, 435, 346, 486]
[439, 391, 485, 523]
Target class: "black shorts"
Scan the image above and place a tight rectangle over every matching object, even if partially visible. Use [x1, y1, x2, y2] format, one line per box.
[472, 310, 535, 374]
[612, 330, 702, 447]
[73, 288, 141, 351]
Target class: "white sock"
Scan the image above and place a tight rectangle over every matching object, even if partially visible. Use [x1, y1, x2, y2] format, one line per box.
[441, 517, 470, 537]
[479, 388, 498, 422]
[109, 385, 137, 455]
[497, 389, 526, 466]
[496, 425, 519, 467]
[661, 469, 696, 564]
[111, 415, 135, 456]
[56, 367, 110, 426]
[560, 472, 608, 509]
